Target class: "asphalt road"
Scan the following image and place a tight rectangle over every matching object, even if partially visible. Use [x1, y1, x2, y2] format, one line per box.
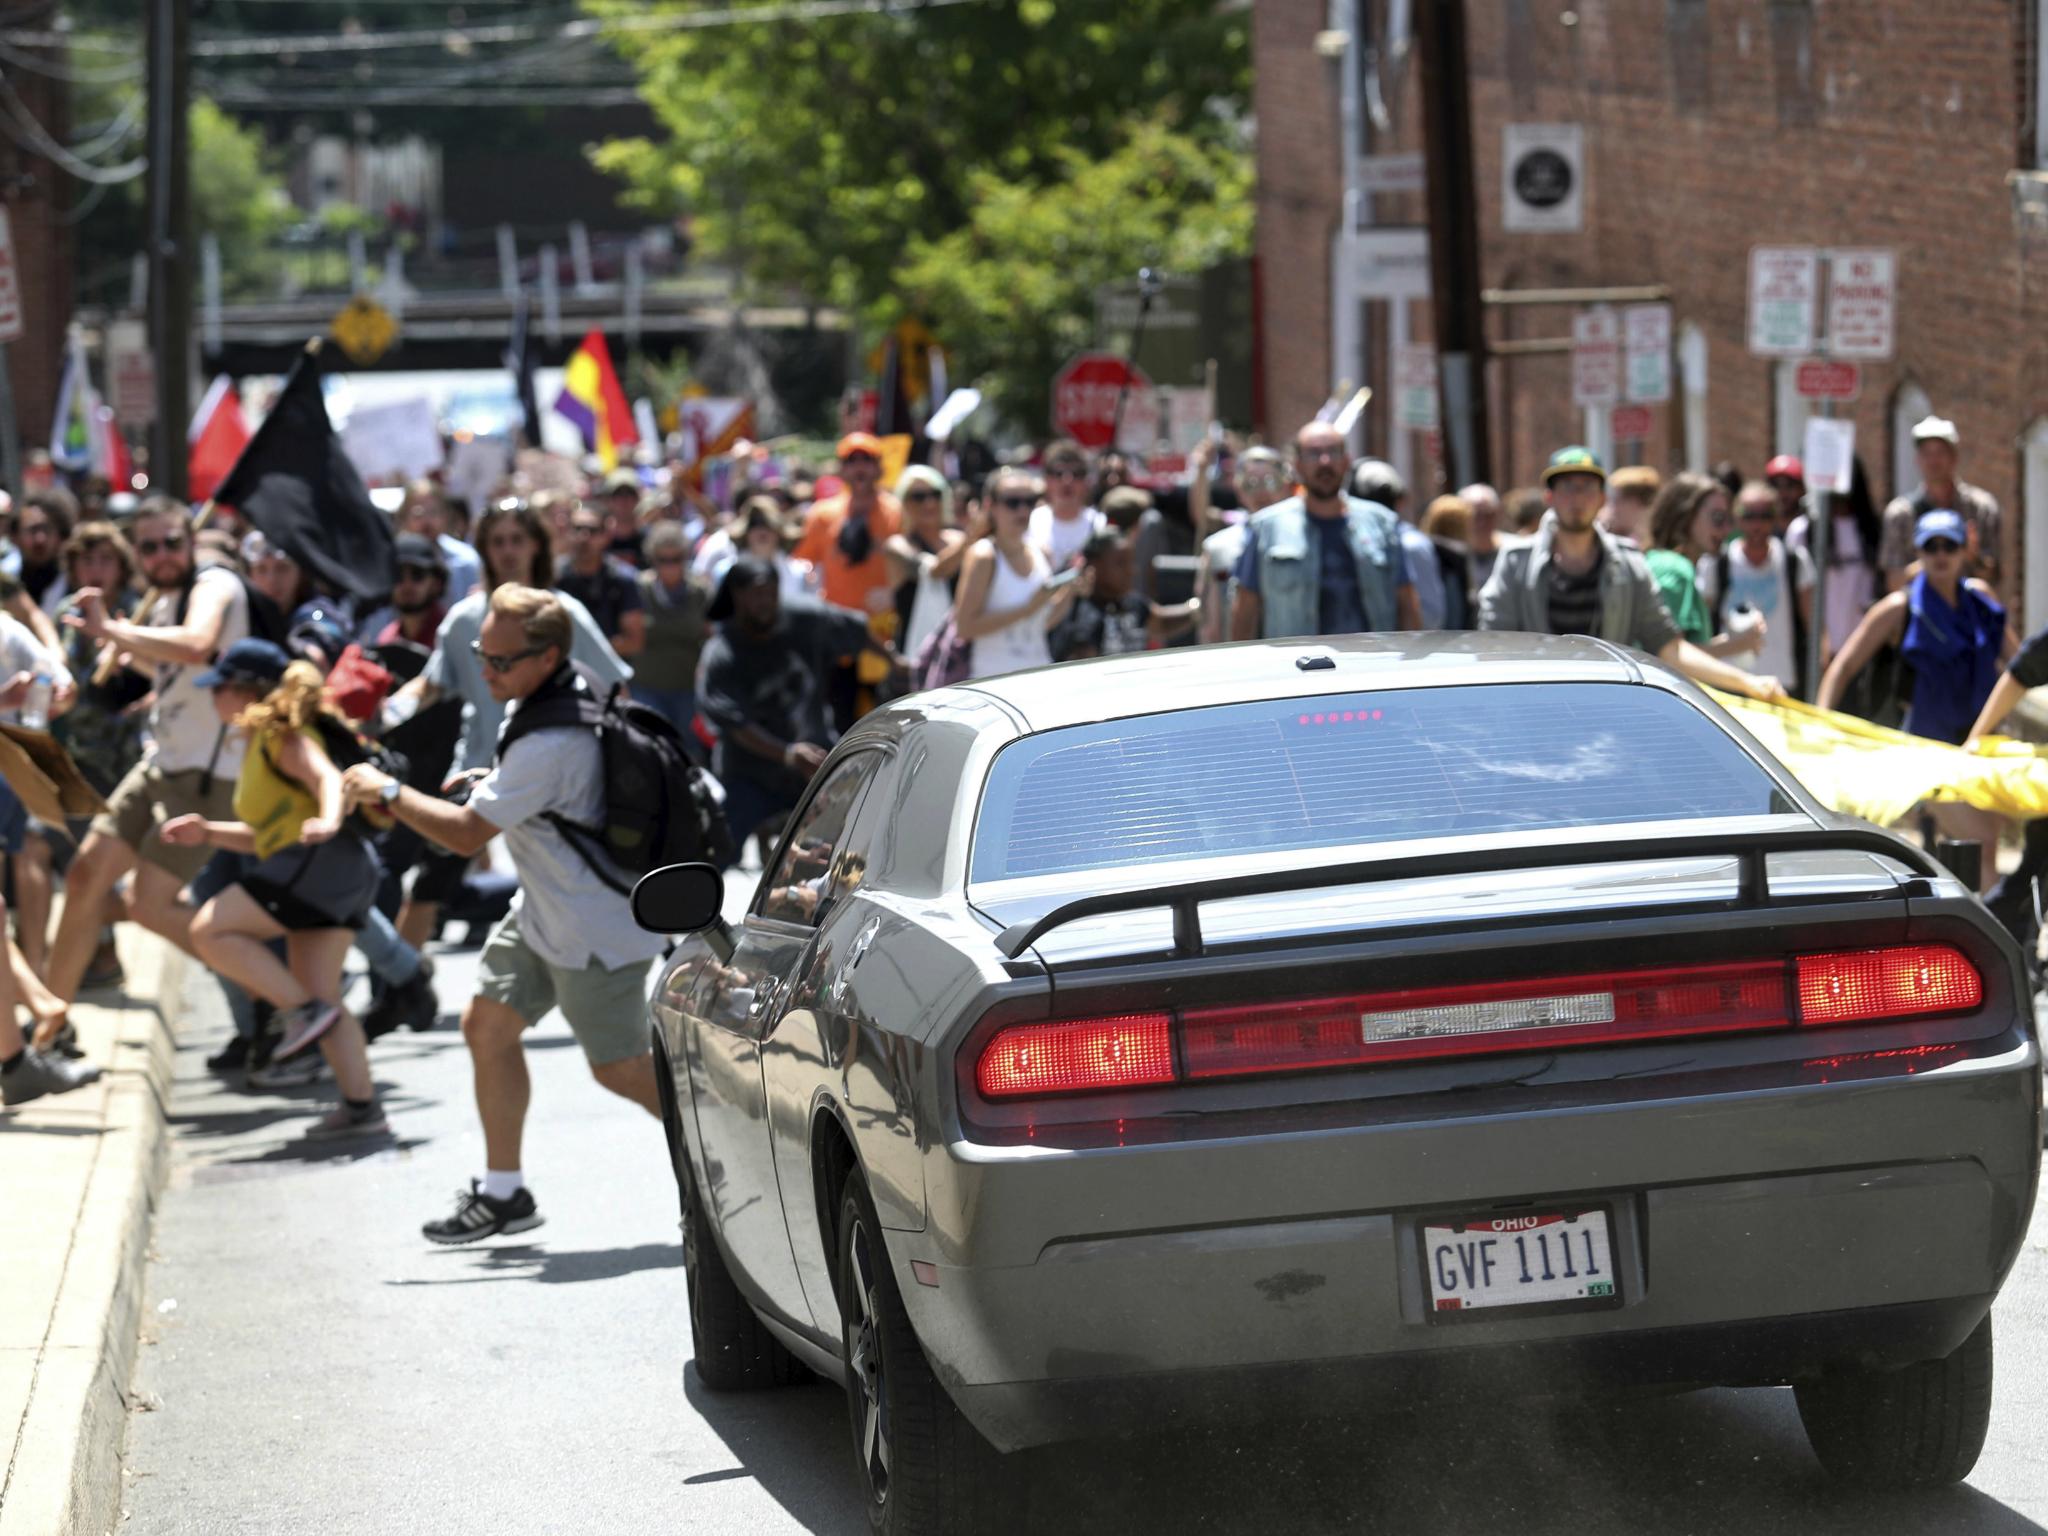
[120, 902, 2048, 1535]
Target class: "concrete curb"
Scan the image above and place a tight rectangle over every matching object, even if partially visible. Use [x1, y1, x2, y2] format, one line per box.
[0, 930, 186, 1536]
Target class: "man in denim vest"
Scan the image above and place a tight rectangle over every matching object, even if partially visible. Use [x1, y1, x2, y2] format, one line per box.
[1229, 422, 1420, 640]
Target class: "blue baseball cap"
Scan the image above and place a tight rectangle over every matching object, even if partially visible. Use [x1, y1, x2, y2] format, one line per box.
[195, 637, 290, 690]
[1914, 509, 1968, 549]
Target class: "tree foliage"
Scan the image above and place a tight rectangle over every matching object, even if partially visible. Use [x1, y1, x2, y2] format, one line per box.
[898, 118, 1251, 428]
[592, 0, 1251, 424]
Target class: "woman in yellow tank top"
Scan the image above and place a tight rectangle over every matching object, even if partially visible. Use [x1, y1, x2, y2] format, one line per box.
[161, 640, 387, 1139]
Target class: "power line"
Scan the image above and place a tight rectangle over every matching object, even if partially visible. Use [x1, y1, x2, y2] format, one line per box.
[0, 66, 144, 181]
[177, 0, 993, 56]
[0, 35, 143, 82]
[200, 84, 645, 106]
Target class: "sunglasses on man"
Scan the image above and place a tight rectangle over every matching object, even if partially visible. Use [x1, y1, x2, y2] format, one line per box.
[470, 640, 548, 674]
[1921, 538, 1963, 555]
[136, 533, 188, 557]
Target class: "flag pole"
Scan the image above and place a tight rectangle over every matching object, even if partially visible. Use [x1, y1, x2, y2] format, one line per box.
[86, 333, 311, 686]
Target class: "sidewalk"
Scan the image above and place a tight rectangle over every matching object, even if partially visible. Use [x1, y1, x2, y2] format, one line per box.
[0, 928, 186, 1536]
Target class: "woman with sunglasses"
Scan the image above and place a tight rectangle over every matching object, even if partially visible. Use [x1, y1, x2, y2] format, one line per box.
[163, 640, 387, 1138]
[1818, 509, 2019, 891]
[1819, 509, 2017, 742]
[1644, 473, 1760, 657]
[952, 467, 1081, 680]
[884, 465, 968, 659]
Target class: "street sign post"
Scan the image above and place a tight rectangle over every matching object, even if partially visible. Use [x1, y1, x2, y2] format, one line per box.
[1747, 247, 1820, 357]
[1622, 302, 1672, 404]
[1610, 404, 1655, 440]
[1824, 248, 1896, 360]
[1794, 359, 1861, 401]
[1395, 344, 1439, 432]
[1051, 353, 1153, 452]
[1570, 307, 1621, 408]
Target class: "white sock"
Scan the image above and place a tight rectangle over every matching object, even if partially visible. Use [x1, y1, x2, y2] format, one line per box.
[481, 1170, 525, 1202]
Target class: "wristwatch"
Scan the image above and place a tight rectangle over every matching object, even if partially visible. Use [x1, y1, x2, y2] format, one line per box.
[378, 779, 401, 808]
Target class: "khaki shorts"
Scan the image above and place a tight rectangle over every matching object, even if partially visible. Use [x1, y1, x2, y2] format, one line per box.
[476, 907, 653, 1066]
[90, 761, 240, 883]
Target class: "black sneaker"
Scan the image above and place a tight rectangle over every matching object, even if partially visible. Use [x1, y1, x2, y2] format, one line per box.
[2, 1048, 102, 1105]
[205, 1035, 252, 1073]
[422, 1181, 544, 1245]
[399, 958, 440, 1032]
[360, 978, 399, 1041]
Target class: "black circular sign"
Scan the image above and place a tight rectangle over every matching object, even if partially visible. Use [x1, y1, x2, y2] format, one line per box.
[1513, 148, 1574, 209]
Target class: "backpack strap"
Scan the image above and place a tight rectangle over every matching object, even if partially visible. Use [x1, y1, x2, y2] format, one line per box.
[1711, 552, 1732, 633]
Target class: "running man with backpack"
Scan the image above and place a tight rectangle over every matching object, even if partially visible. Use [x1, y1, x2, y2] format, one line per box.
[340, 585, 670, 1244]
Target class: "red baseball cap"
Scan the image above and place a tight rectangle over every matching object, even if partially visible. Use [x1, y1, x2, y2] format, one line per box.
[1764, 455, 1804, 485]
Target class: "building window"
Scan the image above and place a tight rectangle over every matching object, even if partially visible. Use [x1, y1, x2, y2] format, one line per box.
[1667, 0, 1710, 118]
[1773, 360, 1814, 459]
[1890, 379, 1931, 504]
[1679, 323, 1709, 472]
[2024, 418, 2048, 632]
[1504, 0, 1538, 115]
[1769, 0, 1816, 126]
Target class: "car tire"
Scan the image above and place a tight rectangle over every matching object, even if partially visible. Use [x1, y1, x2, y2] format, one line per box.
[836, 1175, 1023, 1535]
[656, 1038, 804, 1392]
[1794, 1312, 1994, 1488]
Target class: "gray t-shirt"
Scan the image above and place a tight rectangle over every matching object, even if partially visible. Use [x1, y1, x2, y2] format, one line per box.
[423, 587, 633, 771]
[467, 724, 665, 972]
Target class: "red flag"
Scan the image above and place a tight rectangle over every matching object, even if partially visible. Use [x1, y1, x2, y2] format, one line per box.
[188, 376, 251, 503]
[96, 405, 132, 491]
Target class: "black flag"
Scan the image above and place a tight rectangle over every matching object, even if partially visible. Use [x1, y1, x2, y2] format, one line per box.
[212, 346, 395, 605]
[505, 288, 543, 449]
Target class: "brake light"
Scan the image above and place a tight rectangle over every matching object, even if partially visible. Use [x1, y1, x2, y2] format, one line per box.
[1181, 963, 1789, 1080]
[976, 1013, 1175, 1099]
[1796, 944, 1982, 1025]
[973, 946, 1986, 1100]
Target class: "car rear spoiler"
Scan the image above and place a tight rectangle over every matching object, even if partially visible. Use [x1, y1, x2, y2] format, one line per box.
[993, 825, 1945, 961]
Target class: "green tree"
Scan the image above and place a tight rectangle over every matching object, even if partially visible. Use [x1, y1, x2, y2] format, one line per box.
[591, 0, 1250, 420]
[897, 118, 1251, 429]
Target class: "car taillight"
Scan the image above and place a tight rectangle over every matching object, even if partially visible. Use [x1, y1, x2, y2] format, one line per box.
[1796, 944, 1983, 1025]
[1180, 962, 1790, 1080]
[973, 945, 1985, 1099]
[976, 1013, 1175, 1099]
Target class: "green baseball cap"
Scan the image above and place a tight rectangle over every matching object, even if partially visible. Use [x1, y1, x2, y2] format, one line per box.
[1542, 445, 1607, 484]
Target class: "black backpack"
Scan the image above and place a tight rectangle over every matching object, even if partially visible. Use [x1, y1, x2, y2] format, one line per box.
[498, 665, 733, 893]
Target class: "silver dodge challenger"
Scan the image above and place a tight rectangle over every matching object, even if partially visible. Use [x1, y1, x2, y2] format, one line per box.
[632, 633, 2041, 1535]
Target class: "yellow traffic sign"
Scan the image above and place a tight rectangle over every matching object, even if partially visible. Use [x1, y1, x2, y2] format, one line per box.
[330, 296, 398, 365]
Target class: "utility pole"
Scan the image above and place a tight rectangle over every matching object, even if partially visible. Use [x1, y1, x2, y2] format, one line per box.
[146, 0, 192, 499]
[1414, 0, 1491, 488]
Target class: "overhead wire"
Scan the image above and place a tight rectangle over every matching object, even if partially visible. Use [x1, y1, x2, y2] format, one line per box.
[0, 67, 143, 181]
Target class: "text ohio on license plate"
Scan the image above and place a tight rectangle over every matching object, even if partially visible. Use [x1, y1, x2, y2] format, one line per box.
[1423, 1209, 1618, 1320]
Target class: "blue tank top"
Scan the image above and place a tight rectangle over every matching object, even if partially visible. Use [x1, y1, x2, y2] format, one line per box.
[1900, 574, 2004, 745]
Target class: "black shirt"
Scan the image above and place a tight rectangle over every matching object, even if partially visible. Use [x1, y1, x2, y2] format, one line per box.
[556, 556, 644, 642]
[1545, 548, 1604, 638]
[2009, 625, 2048, 690]
[698, 598, 874, 787]
[1051, 591, 1150, 661]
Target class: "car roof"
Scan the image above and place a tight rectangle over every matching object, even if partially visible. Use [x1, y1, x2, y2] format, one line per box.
[946, 632, 1648, 734]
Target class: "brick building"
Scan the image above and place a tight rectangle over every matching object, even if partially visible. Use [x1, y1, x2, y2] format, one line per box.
[1254, 0, 2048, 629]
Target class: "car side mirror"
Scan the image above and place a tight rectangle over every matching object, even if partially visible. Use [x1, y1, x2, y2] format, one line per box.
[632, 862, 733, 960]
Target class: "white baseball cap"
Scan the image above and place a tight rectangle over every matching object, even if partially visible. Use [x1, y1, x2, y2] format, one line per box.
[1910, 415, 1961, 445]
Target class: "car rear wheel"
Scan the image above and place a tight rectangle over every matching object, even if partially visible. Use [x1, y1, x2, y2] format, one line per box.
[1794, 1312, 1993, 1488]
[836, 1175, 1023, 1535]
[656, 1039, 804, 1391]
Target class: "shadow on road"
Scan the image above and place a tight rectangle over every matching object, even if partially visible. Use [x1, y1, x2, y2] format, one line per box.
[671, 1370, 2048, 1536]
[386, 1240, 683, 1287]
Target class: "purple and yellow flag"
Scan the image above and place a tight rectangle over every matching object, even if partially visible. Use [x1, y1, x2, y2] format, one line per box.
[552, 329, 638, 471]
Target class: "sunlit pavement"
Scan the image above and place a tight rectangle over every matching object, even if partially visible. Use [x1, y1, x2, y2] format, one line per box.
[118, 894, 2048, 1534]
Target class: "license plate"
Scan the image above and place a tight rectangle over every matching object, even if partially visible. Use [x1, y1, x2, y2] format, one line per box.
[1423, 1209, 1618, 1318]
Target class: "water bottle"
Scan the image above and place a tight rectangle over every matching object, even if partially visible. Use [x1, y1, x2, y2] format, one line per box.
[18, 672, 51, 732]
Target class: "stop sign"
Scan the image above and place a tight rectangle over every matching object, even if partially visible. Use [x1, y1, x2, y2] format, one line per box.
[1051, 353, 1151, 451]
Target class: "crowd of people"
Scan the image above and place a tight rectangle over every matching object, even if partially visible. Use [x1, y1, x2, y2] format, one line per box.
[5, 397, 2043, 1242]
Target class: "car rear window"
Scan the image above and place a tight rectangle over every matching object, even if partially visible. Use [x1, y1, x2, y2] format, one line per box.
[969, 684, 1790, 884]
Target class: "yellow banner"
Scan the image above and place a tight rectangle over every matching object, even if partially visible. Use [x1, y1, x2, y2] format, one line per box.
[1710, 689, 2048, 824]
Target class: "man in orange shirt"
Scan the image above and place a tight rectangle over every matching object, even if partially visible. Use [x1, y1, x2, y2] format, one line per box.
[795, 433, 901, 616]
